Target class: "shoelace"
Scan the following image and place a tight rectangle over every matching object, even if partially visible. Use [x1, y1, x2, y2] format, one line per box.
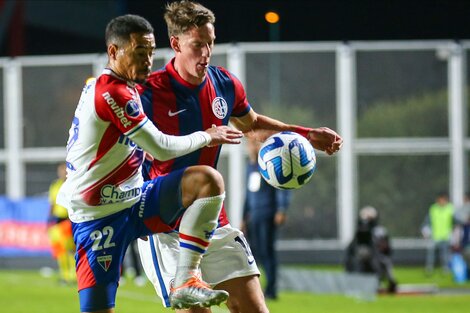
[171, 275, 211, 292]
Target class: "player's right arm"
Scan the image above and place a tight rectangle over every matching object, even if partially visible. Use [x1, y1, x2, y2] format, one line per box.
[96, 80, 242, 162]
[128, 122, 242, 161]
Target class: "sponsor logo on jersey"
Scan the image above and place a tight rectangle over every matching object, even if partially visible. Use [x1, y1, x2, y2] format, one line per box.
[97, 255, 112, 271]
[117, 134, 143, 150]
[125, 99, 140, 117]
[100, 184, 141, 204]
[102, 92, 133, 128]
[211, 97, 228, 119]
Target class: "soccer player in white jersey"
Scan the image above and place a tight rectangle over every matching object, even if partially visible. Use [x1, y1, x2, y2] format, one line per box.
[56, 14, 244, 312]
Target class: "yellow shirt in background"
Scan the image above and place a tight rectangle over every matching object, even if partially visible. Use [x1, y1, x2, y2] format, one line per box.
[49, 178, 68, 219]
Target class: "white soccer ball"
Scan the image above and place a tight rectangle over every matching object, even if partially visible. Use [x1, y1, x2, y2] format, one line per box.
[257, 131, 316, 190]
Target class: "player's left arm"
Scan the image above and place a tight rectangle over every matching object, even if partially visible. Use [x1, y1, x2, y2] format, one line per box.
[230, 108, 343, 155]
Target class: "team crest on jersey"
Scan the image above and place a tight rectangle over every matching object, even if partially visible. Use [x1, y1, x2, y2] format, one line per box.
[125, 100, 140, 117]
[97, 255, 113, 271]
[211, 97, 228, 119]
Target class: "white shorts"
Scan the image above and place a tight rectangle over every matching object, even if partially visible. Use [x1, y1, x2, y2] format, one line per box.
[137, 224, 260, 307]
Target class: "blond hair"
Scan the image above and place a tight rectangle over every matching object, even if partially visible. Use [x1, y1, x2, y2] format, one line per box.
[164, 0, 215, 37]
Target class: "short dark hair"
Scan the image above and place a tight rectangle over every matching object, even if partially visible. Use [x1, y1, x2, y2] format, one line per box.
[105, 14, 154, 46]
[437, 191, 449, 199]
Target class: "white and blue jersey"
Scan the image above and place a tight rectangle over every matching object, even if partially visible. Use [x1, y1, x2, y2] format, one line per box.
[58, 68, 210, 223]
[58, 68, 212, 311]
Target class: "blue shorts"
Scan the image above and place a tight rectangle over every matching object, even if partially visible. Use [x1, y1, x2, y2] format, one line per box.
[73, 169, 186, 312]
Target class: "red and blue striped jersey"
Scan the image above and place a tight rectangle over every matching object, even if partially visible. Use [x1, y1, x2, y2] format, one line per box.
[139, 59, 251, 226]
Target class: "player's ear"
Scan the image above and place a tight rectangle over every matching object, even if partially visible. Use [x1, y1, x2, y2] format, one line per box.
[170, 36, 180, 53]
[108, 44, 119, 60]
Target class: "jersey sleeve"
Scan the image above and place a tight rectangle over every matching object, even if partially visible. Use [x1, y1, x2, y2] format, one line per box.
[127, 119, 211, 162]
[221, 68, 251, 117]
[95, 83, 148, 135]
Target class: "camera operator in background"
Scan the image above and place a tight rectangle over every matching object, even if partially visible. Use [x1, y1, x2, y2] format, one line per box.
[345, 206, 398, 293]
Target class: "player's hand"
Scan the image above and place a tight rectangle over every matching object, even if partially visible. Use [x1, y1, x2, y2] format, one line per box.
[144, 152, 154, 162]
[274, 212, 287, 226]
[205, 125, 243, 147]
[307, 127, 343, 155]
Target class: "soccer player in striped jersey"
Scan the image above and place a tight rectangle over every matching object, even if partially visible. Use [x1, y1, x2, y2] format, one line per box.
[57, 14, 243, 313]
[136, 2, 343, 313]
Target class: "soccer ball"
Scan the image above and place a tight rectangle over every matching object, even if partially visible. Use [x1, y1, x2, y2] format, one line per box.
[257, 131, 316, 190]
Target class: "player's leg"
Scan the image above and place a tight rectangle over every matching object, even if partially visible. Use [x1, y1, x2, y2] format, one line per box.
[138, 233, 212, 313]
[73, 210, 136, 313]
[138, 166, 228, 309]
[171, 166, 229, 308]
[215, 276, 268, 313]
[138, 224, 264, 313]
[173, 166, 224, 284]
[201, 226, 268, 313]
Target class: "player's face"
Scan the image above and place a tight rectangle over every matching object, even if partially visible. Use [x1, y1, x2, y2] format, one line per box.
[113, 33, 155, 83]
[173, 23, 215, 85]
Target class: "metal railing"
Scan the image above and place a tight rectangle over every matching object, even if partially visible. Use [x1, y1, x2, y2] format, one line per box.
[1, 40, 469, 248]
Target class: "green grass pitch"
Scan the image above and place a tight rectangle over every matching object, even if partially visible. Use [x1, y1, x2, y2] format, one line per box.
[0, 267, 469, 313]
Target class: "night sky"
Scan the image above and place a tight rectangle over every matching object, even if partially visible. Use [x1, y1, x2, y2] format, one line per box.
[2, 0, 470, 56]
[131, 0, 470, 43]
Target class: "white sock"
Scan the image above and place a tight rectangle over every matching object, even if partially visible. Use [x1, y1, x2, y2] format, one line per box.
[173, 192, 225, 287]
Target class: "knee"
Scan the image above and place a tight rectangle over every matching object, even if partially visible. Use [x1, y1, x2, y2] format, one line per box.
[226, 300, 242, 313]
[183, 165, 225, 198]
[197, 166, 224, 196]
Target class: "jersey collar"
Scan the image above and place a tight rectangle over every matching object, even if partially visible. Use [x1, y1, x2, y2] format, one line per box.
[102, 68, 136, 88]
[166, 58, 207, 90]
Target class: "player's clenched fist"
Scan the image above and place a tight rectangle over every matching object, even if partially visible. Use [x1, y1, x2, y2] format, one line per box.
[307, 127, 343, 155]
